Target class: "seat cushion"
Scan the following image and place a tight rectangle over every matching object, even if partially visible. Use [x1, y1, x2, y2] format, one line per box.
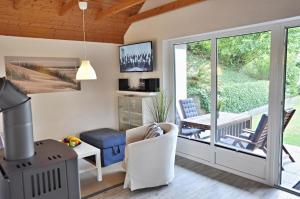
[179, 98, 199, 118]
[80, 128, 125, 149]
[180, 128, 201, 136]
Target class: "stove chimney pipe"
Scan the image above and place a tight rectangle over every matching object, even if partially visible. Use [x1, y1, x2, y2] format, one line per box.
[0, 77, 34, 160]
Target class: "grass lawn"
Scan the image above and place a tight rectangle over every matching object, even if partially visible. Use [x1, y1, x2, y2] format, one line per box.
[283, 97, 300, 147]
[251, 97, 300, 147]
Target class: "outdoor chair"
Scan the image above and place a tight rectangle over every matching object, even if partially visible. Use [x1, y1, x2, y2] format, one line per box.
[178, 98, 203, 139]
[179, 98, 199, 119]
[281, 108, 296, 162]
[221, 114, 269, 153]
[176, 110, 202, 139]
[249, 108, 295, 162]
[220, 109, 296, 163]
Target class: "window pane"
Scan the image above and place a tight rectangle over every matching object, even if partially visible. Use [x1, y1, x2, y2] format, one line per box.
[216, 31, 271, 157]
[174, 40, 211, 143]
[281, 26, 300, 191]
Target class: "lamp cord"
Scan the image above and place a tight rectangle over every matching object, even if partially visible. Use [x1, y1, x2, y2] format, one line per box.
[82, 4, 87, 60]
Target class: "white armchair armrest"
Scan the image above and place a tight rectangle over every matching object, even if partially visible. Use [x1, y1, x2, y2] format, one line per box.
[125, 125, 148, 145]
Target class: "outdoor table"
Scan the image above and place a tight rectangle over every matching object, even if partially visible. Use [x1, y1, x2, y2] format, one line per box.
[180, 112, 252, 139]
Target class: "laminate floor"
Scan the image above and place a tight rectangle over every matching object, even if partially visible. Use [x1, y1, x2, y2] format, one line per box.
[82, 156, 299, 199]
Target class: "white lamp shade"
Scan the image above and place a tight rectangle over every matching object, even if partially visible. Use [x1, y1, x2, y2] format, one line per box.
[76, 60, 97, 80]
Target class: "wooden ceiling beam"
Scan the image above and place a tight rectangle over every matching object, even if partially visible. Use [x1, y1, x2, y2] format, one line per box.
[128, 0, 206, 23]
[2, 0, 143, 43]
[12, 0, 22, 9]
[95, 0, 145, 21]
[59, 0, 78, 16]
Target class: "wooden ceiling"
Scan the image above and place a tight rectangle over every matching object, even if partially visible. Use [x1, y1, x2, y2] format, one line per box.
[0, 0, 205, 44]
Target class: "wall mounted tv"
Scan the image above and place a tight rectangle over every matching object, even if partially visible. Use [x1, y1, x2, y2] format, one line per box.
[119, 41, 153, 72]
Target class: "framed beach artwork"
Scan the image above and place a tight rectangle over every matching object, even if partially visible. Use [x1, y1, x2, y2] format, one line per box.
[5, 56, 81, 94]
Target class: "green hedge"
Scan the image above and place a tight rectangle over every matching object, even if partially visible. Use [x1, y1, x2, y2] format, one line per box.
[219, 81, 269, 113]
[286, 65, 300, 97]
[187, 86, 211, 113]
[187, 80, 269, 113]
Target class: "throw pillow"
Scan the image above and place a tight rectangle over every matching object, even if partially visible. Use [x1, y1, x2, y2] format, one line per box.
[144, 123, 163, 139]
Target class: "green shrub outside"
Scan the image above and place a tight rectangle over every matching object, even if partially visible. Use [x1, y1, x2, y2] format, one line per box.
[187, 80, 269, 113]
[218, 68, 256, 83]
[187, 86, 211, 113]
[218, 81, 269, 113]
[285, 54, 300, 97]
[242, 55, 270, 80]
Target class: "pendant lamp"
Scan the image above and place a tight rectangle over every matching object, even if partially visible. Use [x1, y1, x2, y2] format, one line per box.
[76, 1, 97, 80]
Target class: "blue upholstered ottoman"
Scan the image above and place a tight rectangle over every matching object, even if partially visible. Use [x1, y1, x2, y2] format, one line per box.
[80, 128, 125, 167]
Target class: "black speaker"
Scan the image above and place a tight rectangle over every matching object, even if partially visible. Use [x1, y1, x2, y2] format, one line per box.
[139, 78, 160, 92]
[119, 79, 129, 91]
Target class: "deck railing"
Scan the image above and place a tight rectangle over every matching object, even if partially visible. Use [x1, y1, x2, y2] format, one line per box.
[216, 114, 252, 141]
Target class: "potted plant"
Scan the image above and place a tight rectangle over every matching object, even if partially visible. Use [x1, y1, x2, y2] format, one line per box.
[149, 91, 172, 123]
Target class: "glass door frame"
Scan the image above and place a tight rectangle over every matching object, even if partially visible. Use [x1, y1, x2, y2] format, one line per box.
[166, 16, 300, 187]
[275, 20, 300, 196]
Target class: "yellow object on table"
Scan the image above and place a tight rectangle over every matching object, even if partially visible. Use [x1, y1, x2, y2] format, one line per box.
[62, 136, 82, 148]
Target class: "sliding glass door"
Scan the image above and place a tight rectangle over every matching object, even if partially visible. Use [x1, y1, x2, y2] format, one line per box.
[174, 40, 211, 143]
[172, 17, 300, 192]
[216, 31, 271, 157]
[280, 26, 300, 193]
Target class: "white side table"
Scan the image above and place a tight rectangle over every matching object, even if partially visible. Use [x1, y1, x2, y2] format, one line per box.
[73, 141, 102, 181]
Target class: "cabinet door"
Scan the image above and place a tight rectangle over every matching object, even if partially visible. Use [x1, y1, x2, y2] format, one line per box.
[118, 96, 130, 130]
[142, 97, 154, 124]
[129, 97, 143, 114]
[129, 97, 143, 128]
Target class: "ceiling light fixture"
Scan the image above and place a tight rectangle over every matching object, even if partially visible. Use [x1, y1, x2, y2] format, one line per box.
[76, 1, 97, 80]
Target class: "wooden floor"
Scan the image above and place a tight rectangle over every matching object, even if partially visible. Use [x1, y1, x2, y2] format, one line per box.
[84, 156, 299, 199]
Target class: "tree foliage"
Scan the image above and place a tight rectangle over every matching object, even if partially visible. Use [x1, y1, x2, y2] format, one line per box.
[186, 28, 300, 113]
[217, 32, 271, 72]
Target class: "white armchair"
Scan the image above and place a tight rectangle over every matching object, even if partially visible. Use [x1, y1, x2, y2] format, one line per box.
[123, 123, 178, 191]
[0, 134, 4, 149]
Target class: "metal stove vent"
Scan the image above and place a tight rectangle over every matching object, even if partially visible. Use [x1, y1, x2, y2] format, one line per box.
[23, 162, 69, 199]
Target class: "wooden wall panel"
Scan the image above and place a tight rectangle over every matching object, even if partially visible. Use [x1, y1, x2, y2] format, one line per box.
[0, 0, 142, 43]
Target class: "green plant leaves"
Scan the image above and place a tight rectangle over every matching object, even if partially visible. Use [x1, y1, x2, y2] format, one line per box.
[149, 91, 172, 123]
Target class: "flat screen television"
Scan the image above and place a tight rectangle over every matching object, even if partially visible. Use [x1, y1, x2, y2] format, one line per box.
[119, 41, 153, 72]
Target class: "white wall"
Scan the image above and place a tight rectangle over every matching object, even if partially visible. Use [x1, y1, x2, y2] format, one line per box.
[174, 44, 187, 119]
[139, 0, 175, 12]
[124, 0, 300, 88]
[0, 36, 119, 140]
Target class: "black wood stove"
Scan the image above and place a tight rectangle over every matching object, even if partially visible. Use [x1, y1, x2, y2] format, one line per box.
[0, 78, 80, 199]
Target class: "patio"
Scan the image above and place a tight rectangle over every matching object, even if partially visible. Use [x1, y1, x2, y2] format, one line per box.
[178, 108, 267, 157]
[282, 144, 300, 192]
[178, 107, 300, 185]
[178, 126, 300, 192]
